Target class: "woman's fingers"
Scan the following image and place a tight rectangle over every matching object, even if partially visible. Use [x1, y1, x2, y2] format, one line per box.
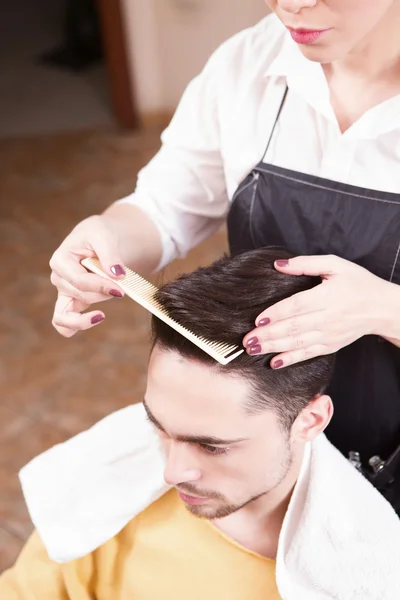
[245, 330, 322, 356]
[49, 253, 124, 338]
[52, 294, 106, 338]
[244, 312, 323, 352]
[50, 253, 125, 297]
[50, 271, 123, 304]
[268, 345, 330, 370]
[254, 286, 324, 328]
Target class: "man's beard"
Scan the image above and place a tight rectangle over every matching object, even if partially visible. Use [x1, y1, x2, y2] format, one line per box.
[177, 450, 293, 520]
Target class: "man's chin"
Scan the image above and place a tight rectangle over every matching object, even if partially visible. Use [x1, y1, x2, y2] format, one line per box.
[182, 489, 270, 519]
[184, 503, 212, 518]
[184, 501, 241, 520]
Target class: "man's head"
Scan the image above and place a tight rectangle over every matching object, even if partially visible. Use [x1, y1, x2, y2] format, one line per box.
[144, 248, 334, 519]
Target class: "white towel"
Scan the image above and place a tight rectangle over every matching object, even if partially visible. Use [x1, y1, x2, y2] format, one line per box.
[20, 403, 400, 599]
[20, 404, 169, 562]
[276, 435, 400, 599]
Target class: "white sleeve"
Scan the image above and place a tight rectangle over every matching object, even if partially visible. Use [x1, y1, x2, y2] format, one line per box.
[117, 44, 231, 269]
[19, 403, 169, 563]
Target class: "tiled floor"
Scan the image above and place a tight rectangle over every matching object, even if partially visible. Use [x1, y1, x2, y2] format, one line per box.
[0, 126, 228, 572]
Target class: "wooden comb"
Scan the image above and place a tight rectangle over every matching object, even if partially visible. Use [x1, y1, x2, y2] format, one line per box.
[81, 257, 244, 365]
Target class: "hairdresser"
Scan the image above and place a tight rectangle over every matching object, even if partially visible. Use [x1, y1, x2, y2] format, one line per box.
[48, 2, 400, 511]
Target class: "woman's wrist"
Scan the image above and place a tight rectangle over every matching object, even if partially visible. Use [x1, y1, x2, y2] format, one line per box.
[371, 279, 400, 343]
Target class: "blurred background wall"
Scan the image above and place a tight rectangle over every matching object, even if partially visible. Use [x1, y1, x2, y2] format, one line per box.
[0, 0, 268, 137]
[122, 0, 268, 118]
[0, 0, 269, 572]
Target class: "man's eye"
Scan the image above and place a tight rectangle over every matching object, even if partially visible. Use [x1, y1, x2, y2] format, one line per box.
[199, 444, 229, 456]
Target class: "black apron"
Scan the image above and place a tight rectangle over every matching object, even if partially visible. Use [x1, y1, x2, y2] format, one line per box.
[227, 87, 400, 512]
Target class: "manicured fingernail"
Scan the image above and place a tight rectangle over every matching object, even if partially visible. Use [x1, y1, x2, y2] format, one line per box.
[109, 289, 123, 298]
[276, 260, 289, 267]
[91, 314, 105, 325]
[272, 360, 284, 369]
[248, 344, 262, 355]
[245, 336, 259, 348]
[110, 264, 126, 276]
[258, 318, 270, 327]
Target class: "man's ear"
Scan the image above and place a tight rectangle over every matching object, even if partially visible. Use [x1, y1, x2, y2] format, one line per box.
[291, 394, 334, 443]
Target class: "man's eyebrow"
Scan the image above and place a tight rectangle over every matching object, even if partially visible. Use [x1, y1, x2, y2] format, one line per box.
[143, 398, 166, 432]
[142, 398, 247, 446]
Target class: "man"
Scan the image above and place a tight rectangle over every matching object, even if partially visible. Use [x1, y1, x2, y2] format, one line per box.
[2, 249, 400, 599]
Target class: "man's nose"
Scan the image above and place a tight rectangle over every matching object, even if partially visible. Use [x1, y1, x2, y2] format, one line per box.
[163, 441, 201, 486]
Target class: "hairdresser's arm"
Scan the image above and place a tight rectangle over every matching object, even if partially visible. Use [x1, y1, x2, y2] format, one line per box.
[50, 41, 231, 338]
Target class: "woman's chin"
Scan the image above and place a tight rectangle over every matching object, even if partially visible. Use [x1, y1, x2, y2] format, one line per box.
[296, 44, 344, 65]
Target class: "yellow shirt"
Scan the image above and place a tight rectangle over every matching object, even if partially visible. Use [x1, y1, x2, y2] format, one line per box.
[0, 490, 281, 599]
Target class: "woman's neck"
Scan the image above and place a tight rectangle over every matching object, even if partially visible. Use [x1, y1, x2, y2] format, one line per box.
[327, 4, 400, 81]
[321, 5, 400, 132]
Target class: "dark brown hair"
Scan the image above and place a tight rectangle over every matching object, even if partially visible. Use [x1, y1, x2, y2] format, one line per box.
[152, 248, 334, 430]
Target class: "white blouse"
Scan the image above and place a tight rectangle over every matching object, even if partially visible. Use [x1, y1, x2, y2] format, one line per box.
[118, 14, 400, 268]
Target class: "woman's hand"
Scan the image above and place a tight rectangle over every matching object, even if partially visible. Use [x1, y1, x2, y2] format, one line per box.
[49, 215, 126, 338]
[49, 204, 164, 338]
[243, 255, 392, 369]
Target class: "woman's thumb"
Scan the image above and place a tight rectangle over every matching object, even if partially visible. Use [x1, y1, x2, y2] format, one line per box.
[91, 228, 126, 279]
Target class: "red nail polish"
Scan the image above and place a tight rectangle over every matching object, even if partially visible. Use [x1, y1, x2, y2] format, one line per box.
[91, 314, 105, 325]
[273, 360, 284, 369]
[109, 289, 123, 298]
[110, 264, 126, 276]
[258, 318, 270, 327]
[246, 336, 259, 348]
[276, 260, 289, 267]
[248, 344, 262, 355]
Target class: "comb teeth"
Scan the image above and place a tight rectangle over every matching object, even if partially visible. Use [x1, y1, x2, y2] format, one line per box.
[81, 257, 244, 365]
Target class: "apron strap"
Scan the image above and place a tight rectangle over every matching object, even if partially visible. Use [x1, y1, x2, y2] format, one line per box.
[261, 85, 289, 163]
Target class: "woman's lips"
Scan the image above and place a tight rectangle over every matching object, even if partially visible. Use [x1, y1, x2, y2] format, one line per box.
[287, 27, 330, 45]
